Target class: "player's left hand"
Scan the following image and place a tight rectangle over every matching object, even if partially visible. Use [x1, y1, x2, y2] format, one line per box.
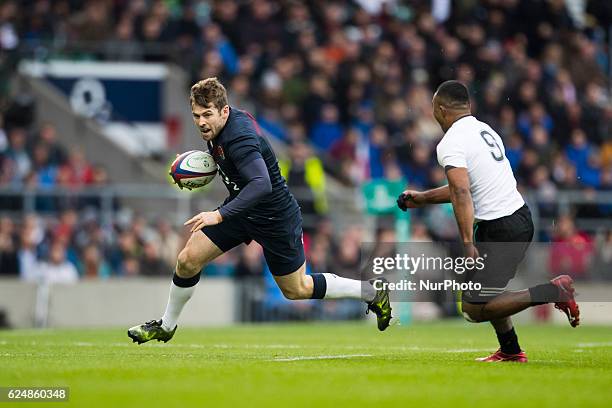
[463, 242, 480, 260]
[184, 210, 223, 233]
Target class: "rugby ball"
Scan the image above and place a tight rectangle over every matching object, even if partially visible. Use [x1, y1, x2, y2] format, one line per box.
[169, 150, 217, 190]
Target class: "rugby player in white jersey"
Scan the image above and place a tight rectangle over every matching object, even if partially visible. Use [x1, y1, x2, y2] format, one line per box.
[397, 80, 580, 362]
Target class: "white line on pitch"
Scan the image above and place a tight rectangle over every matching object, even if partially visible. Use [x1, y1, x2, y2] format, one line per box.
[11, 341, 494, 354]
[576, 342, 612, 348]
[212, 344, 301, 349]
[272, 354, 373, 362]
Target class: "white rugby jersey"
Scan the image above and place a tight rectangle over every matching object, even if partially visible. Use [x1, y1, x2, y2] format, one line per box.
[436, 115, 524, 221]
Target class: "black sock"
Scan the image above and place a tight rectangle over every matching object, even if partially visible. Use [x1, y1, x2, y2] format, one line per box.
[496, 327, 521, 355]
[172, 272, 201, 288]
[310, 274, 327, 299]
[528, 283, 559, 305]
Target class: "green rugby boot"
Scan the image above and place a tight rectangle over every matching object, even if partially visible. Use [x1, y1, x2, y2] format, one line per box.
[128, 320, 176, 344]
[366, 278, 393, 331]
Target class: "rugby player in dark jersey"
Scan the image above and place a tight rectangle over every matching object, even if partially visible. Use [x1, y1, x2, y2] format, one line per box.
[128, 78, 392, 344]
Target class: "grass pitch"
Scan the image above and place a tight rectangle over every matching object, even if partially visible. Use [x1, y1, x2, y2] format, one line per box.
[1, 321, 611, 408]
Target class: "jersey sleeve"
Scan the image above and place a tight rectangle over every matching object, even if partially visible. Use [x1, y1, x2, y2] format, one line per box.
[436, 136, 467, 169]
[218, 157, 272, 220]
[226, 133, 262, 171]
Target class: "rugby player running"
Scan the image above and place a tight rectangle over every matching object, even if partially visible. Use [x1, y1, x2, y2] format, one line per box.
[128, 78, 392, 344]
[397, 80, 580, 362]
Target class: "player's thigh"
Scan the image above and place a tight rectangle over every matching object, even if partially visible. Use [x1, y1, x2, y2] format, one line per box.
[253, 212, 308, 296]
[179, 231, 224, 269]
[254, 213, 305, 276]
[180, 216, 249, 272]
[464, 218, 531, 303]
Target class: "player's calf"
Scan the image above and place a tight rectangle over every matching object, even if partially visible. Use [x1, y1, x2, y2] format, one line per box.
[273, 265, 393, 330]
[277, 277, 313, 300]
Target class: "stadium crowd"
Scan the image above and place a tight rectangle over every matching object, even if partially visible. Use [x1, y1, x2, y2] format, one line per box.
[0, 0, 611, 283]
[3, 0, 609, 187]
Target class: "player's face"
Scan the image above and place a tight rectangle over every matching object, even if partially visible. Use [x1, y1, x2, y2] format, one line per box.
[192, 103, 230, 141]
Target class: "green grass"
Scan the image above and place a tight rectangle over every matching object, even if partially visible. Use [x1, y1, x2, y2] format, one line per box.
[1, 321, 611, 407]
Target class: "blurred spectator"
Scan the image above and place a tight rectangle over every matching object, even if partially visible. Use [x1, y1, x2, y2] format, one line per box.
[505, 133, 524, 171]
[0, 115, 7, 151]
[31, 144, 57, 189]
[36, 123, 66, 166]
[61, 148, 94, 187]
[368, 125, 393, 180]
[0, 216, 18, 275]
[411, 222, 432, 242]
[594, 231, 612, 280]
[205, 252, 235, 276]
[2, 128, 31, 185]
[309, 104, 343, 151]
[80, 244, 111, 279]
[17, 221, 38, 281]
[104, 15, 142, 61]
[330, 226, 362, 279]
[139, 240, 171, 277]
[156, 219, 181, 269]
[37, 241, 79, 284]
[121, 255, 141, 277]
[234, 242, 265, 279]
[279, 141, 328, 226]
[69, 0, 112, 43]
[307, 238, 329, 275]
[549, 215, 594, 279]
[565, 129, 600, 188]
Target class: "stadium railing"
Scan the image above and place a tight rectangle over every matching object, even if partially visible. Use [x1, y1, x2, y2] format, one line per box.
[1, 187, 612, 234]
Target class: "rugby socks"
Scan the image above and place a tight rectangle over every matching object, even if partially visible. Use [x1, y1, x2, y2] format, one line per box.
[310, 273, 376, 302]
[161, 272, 201, 331]
[311, 274, 327, 299]
[528, 283, 559, 305]
[496, 327, 522, 355]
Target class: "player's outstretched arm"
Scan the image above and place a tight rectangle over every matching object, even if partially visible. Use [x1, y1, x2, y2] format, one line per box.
[217, 156, 272, 219]
[397, 185, 450, 210]
[184, 157, 271, 232]
[445, 167, 474, 246]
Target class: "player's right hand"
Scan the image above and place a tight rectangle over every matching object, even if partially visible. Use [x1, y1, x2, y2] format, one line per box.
[184, 210, 223, 233]
[397, 190, 425, 210]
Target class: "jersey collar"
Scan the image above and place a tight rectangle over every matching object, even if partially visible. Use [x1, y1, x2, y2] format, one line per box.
[215, 106, 234, 143]
[446, 114, 473, 134]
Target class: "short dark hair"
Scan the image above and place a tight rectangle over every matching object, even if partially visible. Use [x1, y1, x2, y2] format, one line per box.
[435, 80, 470, 107]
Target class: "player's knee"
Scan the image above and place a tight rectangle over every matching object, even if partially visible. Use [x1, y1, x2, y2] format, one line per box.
[176, 248, 202, 277]
[462, 311, 480, 323]
[461, 302, 485, 323]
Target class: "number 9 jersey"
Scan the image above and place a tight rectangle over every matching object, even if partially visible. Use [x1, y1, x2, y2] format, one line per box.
[436, 115, 525, 221]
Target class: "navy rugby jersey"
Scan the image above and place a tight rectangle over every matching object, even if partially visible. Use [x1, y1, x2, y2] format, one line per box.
[207, 108, 298, 220]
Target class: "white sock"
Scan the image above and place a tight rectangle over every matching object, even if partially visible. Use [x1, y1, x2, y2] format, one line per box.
[321, 273, 376, 302]
[161, 282, 196, 331]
